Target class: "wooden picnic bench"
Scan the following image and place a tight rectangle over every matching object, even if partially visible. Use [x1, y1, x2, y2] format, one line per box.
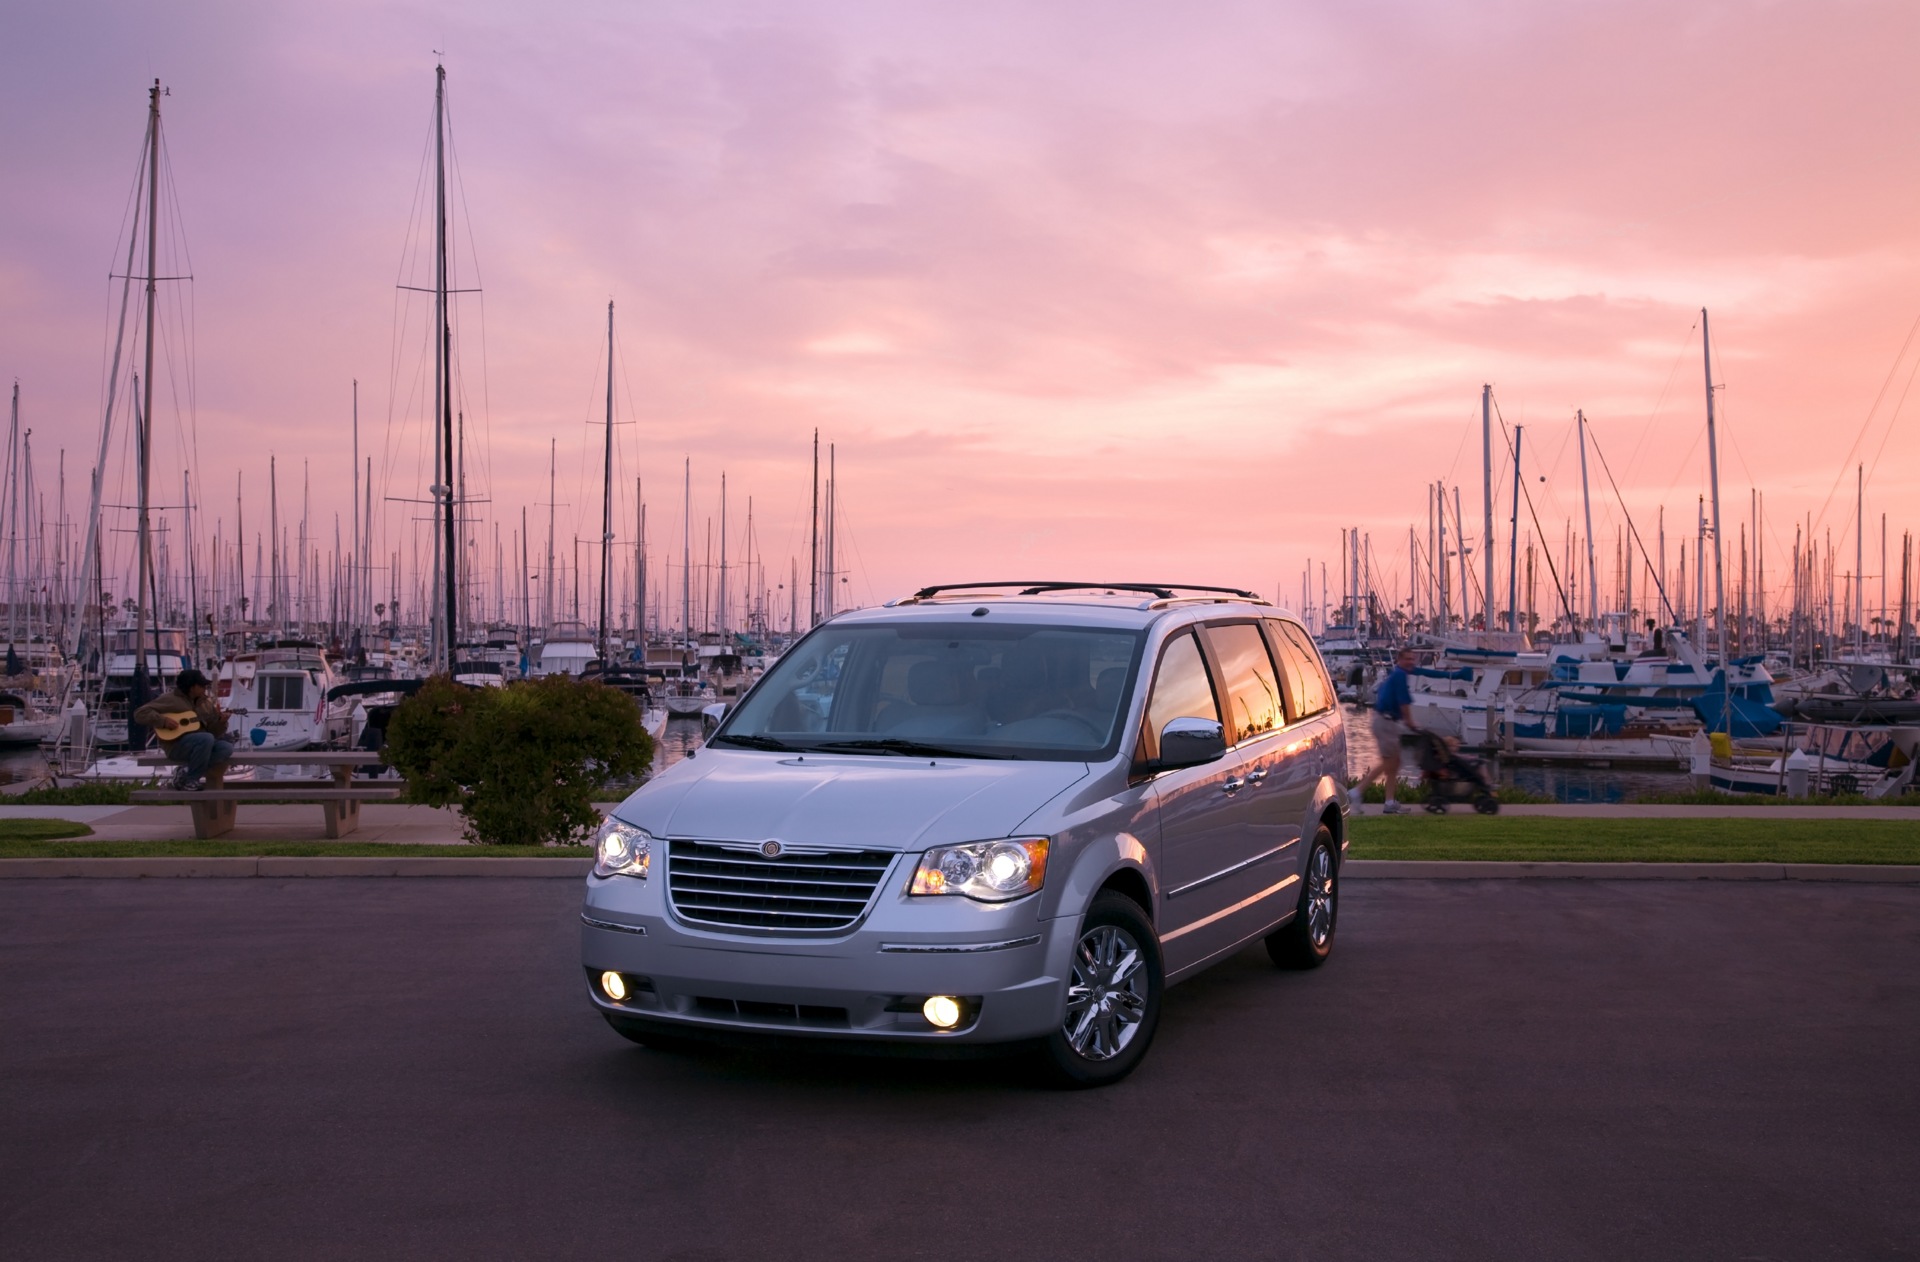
[129, 750, 403, 839]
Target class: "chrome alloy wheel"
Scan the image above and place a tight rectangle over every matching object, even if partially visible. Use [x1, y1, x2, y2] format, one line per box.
[1063, 923, 1150, 1061]
[1305, 843, 1335, 949]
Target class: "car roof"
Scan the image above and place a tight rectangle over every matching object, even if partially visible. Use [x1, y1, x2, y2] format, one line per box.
[832, 584, 1304, 633]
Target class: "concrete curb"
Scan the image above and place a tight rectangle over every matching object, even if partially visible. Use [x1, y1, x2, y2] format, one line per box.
[1344, 860, 1920, 882]
[0, 857, 592, 878]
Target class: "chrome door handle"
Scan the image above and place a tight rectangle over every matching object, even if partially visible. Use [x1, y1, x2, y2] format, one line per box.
[1245, 768, 1268, 783]
[1222, 777, 1245, 793]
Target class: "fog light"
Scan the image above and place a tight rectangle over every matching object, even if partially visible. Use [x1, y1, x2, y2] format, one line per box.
[922, 995, 962, 1029]
[600, 971, 628, 1002]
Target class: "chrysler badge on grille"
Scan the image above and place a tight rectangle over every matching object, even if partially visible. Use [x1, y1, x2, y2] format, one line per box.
[759, 840, 784, 859]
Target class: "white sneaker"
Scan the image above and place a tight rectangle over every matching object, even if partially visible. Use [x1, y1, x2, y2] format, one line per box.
[1381, 801, 1406, 815]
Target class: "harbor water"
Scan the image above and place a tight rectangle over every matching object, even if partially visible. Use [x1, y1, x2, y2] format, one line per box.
[1340, 703, 1692, 802]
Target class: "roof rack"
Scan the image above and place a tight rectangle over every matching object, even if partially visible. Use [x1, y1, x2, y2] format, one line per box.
[899, 581, 1264, 604]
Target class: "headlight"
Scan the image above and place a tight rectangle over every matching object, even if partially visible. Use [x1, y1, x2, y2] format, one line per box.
[593, 817, 652, 879]
[910, 838, 1048, 902]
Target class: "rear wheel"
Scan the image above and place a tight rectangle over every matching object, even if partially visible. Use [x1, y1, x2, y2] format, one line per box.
[1266, 825, 1338, 969]
[1036, 891, 1162, 1088]
[1474, 794, 1500, 815]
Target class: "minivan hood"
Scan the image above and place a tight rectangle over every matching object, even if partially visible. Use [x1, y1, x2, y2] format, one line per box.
[621, 750, 1090, 851]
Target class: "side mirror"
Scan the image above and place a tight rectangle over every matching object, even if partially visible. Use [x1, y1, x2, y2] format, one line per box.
[1151, 716, 1226, 771]
[701, 702, 729, 730]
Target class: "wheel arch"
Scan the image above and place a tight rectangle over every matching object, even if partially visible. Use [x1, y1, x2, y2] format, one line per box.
[1097, 865, 1154, 924]
[1050, 830, 1157, 925]
[1310, 775, 1347, 858]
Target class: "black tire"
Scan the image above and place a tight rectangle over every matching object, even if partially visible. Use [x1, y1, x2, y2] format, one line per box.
[1266, 825, 1338, 969]
[1036, 891, 1163, 1088]
[1424, 801, 1447, 814]
[1474, 794, 1500, 815]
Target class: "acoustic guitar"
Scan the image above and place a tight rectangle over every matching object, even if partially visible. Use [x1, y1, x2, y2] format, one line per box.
[157, 714, 204, 738]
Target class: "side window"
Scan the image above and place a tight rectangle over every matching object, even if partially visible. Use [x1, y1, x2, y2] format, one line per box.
[1141, 631, 1219, 762]
[1205, 622, 1284, 745]
[1263, 620, 1309, 721]
[1270, 620, 1333, 720]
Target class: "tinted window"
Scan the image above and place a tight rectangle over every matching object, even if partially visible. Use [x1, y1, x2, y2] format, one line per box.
[1207, 622, 1284, 745]
[1272, 621, 1334, 719]
[1264, 621, 1308, 719]
[1263, 620, 1324, 720]
[259, 676, 305, 710]
[718, 623, 1142, 760]
[1141, 631, 1219, 762]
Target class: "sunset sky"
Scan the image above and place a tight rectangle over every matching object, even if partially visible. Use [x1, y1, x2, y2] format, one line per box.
[6, 0, 1920, 628]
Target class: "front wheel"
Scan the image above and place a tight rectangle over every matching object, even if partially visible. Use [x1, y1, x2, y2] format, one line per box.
[1266, 825, 1338, 969]
[1036, 891, 1163, 1088]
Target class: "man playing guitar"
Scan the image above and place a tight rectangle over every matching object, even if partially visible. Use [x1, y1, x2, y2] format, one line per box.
[132, 668, 233, 791]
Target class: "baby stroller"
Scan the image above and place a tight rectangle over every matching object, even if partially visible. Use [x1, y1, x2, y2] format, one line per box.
[1410, 730, 1500, 814]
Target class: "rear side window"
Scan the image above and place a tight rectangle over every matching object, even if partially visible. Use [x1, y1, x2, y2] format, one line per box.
[1268, 620, 1333, 720]
[1141, 631, 1219, 762]
[1205, 622, 1284, 745]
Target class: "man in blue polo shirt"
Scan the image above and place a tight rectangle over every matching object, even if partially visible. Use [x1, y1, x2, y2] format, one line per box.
[1350, 646, 1418, 814]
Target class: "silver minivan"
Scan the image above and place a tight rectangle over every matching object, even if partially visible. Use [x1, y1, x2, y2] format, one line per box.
[581, 582, 1348, 1086]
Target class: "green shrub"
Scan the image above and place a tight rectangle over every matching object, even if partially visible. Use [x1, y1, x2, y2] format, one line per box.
[386, 674, 654, 845]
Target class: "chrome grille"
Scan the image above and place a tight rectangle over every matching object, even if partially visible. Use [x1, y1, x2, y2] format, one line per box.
[666, 840, 894, 932]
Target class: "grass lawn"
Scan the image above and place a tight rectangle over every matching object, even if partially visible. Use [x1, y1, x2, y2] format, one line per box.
[0, 839, 589, 859]
[1347, 814, 1920, 864]
[0, 818, 96, 842]
[8, 782, 139, 805]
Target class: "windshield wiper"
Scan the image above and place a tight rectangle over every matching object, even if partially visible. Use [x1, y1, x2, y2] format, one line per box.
[810, 737, 1015, 760]
[707, 733, 796, 751]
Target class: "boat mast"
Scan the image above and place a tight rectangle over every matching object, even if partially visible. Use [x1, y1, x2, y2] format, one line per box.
[6, 383, 18, 647]
[1856, 463, 1864, 654]
[808, 430, 819, 628]
[826, 444, 836, 619]
[436, 66, 460, 671]
[134, 80, 163, 715]
[1507, 425, 1523, 634]
[1577, 410, 1598, 635]
[544, 439, 556, 632]
[1481, 383, 1494, 634]
[681, 457, 691, 661]
[269, 456, 279, 631]
[350, 380, 359, 646]
[635, 477, 645, 641]
[1452, 487, 1467, 636]
[1702, 308, 1728, 676]
[600, 299, 614, 663]
[182, 469, 199, 660]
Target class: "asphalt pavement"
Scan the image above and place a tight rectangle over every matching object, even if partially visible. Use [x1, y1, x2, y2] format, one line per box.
[5, 877, 1918, 1261]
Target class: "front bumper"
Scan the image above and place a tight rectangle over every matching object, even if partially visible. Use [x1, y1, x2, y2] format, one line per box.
[580, 866, 1073, 1044]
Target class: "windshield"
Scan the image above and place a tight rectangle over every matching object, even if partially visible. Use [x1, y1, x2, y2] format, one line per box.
[715, 622, 1144, 760]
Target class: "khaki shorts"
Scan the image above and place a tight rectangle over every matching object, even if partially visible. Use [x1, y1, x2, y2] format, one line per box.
[1369, 710, 1409, 751]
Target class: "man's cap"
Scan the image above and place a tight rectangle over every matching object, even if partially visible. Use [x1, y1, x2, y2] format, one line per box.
[176, 668, 211, 690]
